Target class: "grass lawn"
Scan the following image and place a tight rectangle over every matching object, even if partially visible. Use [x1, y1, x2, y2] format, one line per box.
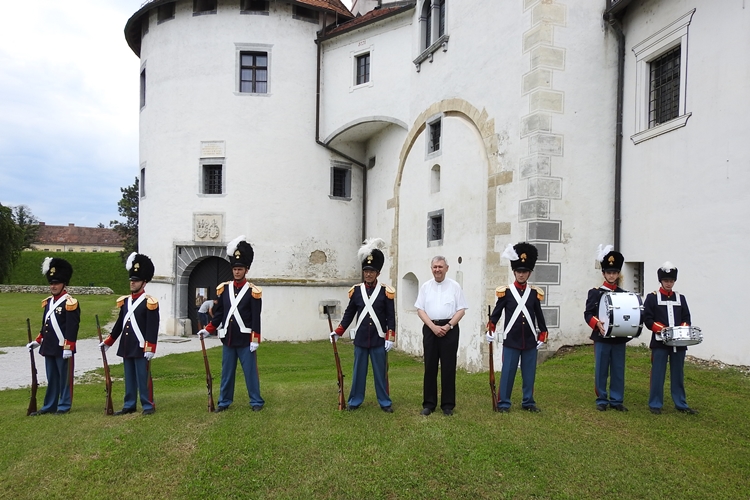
[1, 342, 748, 499]
[0, 293, 119, 347]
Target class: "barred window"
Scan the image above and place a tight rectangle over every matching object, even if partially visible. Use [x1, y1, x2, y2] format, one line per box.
[428, 210, 444, 244]
[331, 166, 351, 199]
[240, 52, 268, 93]
[203, 165, 223, 195]
[649, 46, 681, 128]
[428, 119, 441, 153]
[356, 53, 370, 85]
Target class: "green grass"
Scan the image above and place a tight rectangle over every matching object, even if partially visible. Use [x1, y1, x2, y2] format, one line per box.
[1, 342, 748, 499]
[0, 293, 119, 347]
[5, 250, 130, 294]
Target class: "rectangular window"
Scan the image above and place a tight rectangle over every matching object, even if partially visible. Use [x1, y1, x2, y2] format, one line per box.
[241, 0, 268, 13]
[140, 69, 146, 109]
[330, 165, 351, 199]
[649, 46, 680, 128]
[428, 119, 441, 153]
[203, 164, 223, 194]
[194, 0, 217, 15]
[240, 52, 268, 93]
[157, 3, 175, 23]
[428, 209, 444, 244]
[140, 166, 146, 198]
[356, 53, 370, 85]
[293, 5, 319, 23]
[422, 1, 432, 49]
[438, 0, 446, 37]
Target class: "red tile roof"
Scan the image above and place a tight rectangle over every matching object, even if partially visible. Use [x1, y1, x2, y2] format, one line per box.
[35, 224, 123, 247]
[322, 5, 413, 37]
[294, 0, 353, 18]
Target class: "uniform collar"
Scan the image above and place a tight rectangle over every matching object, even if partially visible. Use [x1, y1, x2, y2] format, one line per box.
[234, 278, 247, 288]
[131, 290, 145, 300]
[514, 281, 527, 291]
[659, 287, 674, 298]
[52, 290, 67, 300]
[602, 281, 617, 291]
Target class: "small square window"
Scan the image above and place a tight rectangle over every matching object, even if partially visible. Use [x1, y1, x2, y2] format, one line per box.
[240, 52, 268, 93]
[157, 3, 175, 23]
[293, 5, 319, 23]
[242, 0, 268, 12]
[331, 166, 351, 199]
[649, 46, 680, 128]
[194, 0, 217, 15]
[428, 210, 444, 244]
[428, 119, 441, 153]
[203, 164, 223, 194]
[356, 53, 370, 85]
[140, 69, 146, 109]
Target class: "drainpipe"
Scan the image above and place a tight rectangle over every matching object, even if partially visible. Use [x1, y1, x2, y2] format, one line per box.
[315, 34, 368, 243]
[607, 14, 625, 251]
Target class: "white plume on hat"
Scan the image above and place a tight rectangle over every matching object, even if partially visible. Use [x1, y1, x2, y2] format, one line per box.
[501, 243, 519, 261]
[126, 252, 137, 271]
[41, 257, 52, 275]
[596, 244, 613, 262]
[227, 235, 247, 257]
[660, 261, 676, 272]
[357, 237, 385, 263]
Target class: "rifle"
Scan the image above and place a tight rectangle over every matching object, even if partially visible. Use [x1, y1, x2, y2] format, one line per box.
[488, 305, 498, 412]
[200, 333, 215, 412]
[26, 318, 38, 416]
[325, 306, 346, 411]
[96, 315, 114, 415]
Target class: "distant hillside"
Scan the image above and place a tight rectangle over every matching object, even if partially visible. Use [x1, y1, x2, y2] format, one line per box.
[5, 251, 130, 295]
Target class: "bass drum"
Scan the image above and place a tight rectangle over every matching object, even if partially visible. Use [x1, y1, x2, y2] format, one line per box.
[599, 292, 644, 338]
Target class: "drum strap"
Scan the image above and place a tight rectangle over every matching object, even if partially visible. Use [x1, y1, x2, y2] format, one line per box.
[657, 292, 681, 351]
[504, 285, 535, 340]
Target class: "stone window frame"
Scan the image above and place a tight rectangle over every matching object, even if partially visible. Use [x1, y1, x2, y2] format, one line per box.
[199, 159, 226, 197]
[329, 161, 352, 201]
[234, 43, 273, 96]
[350, 45, 374, 92]
[630, 9, 695, 144]
[414, 0, 450, 72]
[427, 208, 444, 247]
[425, 114, 443, 160]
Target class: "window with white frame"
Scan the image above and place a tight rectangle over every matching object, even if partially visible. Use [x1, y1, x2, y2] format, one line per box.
[201, 162, 224, 195]
[356, 53, 370, 85]
[631, 9, 695, 144]
[235, 44, 272, 95]
[426, 117, 442, 156]
[427, 209, 444, 245]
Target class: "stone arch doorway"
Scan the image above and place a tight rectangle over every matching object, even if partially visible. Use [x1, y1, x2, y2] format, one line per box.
[187, 256, 232, 333]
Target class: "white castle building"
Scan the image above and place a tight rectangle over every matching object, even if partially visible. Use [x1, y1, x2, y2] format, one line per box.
[124, 0, 750, 369]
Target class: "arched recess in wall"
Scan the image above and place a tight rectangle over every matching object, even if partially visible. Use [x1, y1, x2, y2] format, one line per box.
[401, 272, 419, 311]
[174, 245, 230, 325]
[430, 164, 441, 193]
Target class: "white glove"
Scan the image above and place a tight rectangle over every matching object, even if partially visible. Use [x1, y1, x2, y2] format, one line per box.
[384, 340, 394, 352]
[99, 341, 110, 352]
[536, 340, 545, 349]
[198, 329, 209, 338]
[330, 331, 341, 343]
[144, 351, 155, 361]
[250, 342, 259, 352]
[62, 349, 73, 359]
[27, 341, 40, 351]
[485, 332, 494, 344]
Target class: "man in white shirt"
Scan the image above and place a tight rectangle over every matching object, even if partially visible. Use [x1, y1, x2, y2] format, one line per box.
[414, 256, 469, 416]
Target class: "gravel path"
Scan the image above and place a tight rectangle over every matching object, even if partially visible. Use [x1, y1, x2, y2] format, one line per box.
[0, 334, 221, 391]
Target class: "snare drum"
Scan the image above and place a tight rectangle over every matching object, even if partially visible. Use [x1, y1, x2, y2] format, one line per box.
[662, 326, 703, 347]
[598, 292, 644, 338]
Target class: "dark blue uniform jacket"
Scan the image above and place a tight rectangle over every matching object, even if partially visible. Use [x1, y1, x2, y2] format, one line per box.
[584, 283, 632, 345]
[339, 283, 395, 349]
[209, 280, 262, 348]
[38, 293, 80, 356]
[643, 289, 691, 351]
[489, 284, 547, 351]
[109, 292, 160, 358]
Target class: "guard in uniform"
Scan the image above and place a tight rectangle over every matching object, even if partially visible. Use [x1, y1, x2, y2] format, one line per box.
[100, 253, 159, 415]
[487, 243, 548, 413]
[584, 245, 631, 412]
[199, 236, 264, 412]
[643, 262, 697, 414]
[27, 257, 80, 415]
[331, 238, 396, 412]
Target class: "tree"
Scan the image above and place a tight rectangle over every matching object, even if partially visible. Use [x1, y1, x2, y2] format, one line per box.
[0, 203, 23, 283]
[12, 204, 40, 249]
[110, 177, 139, 259]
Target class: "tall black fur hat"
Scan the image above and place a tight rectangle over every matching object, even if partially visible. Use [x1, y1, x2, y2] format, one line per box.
[597, 244, 624, 272]
[126, 252, 155, 282]
[358, 238, 385, 272]
[42, 257, 73, 285]
[227, 235, 254, 268]
[657, 262, 678, 281]
[502, 242, 538, 272]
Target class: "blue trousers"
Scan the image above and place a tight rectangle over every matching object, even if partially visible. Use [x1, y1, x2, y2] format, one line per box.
[219, 345, 264, 408]
[594, 342, 626, 406]
[348, 345, 391, 408]
[123, 357, 154, 411]
[41, 355, 73, 413]
[649, 348, 688, 410]
[497, 346, 537, 409]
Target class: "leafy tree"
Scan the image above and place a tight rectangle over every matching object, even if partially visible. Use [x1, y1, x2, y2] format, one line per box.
[12, 204, 40, 249]
[0, 203, 23, 283]
[97, 222, 105, 228]
[110, 177, 139, 259]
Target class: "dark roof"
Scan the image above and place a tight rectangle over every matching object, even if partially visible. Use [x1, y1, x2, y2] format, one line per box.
[125, 0, 355, 56]
[35, 223, 124, 247]
[322, 3, 415, 38]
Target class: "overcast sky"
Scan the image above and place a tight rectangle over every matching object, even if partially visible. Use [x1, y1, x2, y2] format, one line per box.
[0, 0, 354, 228]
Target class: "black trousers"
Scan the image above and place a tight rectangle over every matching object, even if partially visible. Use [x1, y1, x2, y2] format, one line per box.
[422, 323, 460, 411]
